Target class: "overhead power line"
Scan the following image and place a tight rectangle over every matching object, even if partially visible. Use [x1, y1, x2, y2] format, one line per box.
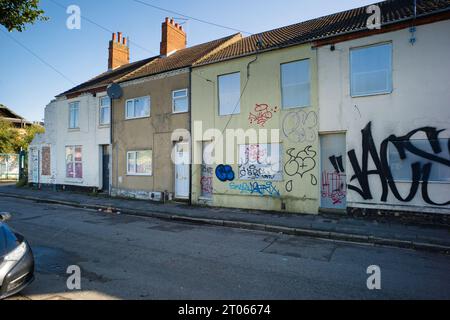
[0, 28, 76, 85]
[130, 0, 254, 35]
[48, 0, 158, 56]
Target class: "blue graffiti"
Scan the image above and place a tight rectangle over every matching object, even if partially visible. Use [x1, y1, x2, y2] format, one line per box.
[216, 165, 235, 182]
[229, 182, 281, 198]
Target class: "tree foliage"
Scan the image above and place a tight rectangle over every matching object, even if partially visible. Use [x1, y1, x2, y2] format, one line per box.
[0, 0, 48, 32]
[0, 120, 44, 153]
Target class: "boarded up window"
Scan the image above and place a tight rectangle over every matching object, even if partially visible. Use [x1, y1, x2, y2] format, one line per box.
[41, 146, 51, 176]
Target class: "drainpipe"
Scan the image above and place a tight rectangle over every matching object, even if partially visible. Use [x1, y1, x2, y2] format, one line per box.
[188, 67, 193, 206]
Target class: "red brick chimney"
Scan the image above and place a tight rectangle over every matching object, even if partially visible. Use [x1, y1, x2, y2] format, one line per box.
[160, 17, 187, 56]
[108, 32, 130, 70]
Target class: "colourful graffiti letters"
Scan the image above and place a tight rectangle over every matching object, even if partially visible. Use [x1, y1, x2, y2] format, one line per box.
[322, 172, 347, 205]
[347, 122, 450, 206]
[248, 104, 278, 127]
[229, 182, 281, 197]
[284, 146, 318, 186]
[216, 165, 235, 182]
[282, 111, 318, 143]
[321, 155, 347, 205]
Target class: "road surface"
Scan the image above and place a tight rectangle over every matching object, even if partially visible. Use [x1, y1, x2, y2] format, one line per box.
[2, 196, 449, 300]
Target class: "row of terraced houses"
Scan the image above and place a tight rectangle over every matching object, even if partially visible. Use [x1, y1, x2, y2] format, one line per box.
[29, 0, 450, 216]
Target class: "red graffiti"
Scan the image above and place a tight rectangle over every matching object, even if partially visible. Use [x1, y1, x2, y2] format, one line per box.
[248, 104, 278, 127]
[322, 172, 347, 205]
[245, 145, 267, 163]
[201, 176, 213, 195]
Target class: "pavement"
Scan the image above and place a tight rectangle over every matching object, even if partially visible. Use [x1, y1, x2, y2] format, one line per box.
[0, 183, 449, 253]
[3, 196, 450, 300]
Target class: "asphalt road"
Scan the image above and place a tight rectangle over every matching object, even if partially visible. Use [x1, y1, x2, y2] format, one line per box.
[2, 196, 450, 300]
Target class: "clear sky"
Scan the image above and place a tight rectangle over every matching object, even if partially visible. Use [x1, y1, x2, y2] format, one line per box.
[0, 0, 376, 122]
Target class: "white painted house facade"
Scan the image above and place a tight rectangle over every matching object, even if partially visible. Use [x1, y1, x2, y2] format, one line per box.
[318, 19, 450, 215]
[29, 91, 112, 191]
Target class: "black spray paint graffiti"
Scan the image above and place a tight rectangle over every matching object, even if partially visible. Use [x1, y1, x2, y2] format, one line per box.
[284, 146, 318, 192]
[347, 122, 450, 206]
[282, 111, 318, 143]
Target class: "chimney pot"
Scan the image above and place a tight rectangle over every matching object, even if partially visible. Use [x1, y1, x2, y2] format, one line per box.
[160, 18, 187, 56]
[109, 31, 130, 70]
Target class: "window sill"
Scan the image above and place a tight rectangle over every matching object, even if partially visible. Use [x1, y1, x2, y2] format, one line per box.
[351, 90, 393, 98]
[282, 105, 311, 110]
[126, 174, 153, 177]
[98, 124, 111, 129]
[172, 111, 189, 115]
[125, 116, 151, 121]
[68, 128, 80, 132]
[64, 179, 84, 184]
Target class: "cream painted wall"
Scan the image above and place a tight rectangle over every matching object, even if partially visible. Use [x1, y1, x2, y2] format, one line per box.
[192, 44, 320, 214]
[318, 20, 450, 214]
[29, 91, 111, 189]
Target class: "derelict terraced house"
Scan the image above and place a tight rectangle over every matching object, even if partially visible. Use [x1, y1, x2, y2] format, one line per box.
[110, 18, 241, 201]
[190, 0, 450, 215]
[29, 33, 154, 191]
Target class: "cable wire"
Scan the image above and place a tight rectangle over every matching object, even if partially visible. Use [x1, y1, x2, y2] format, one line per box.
[130, 0, 253, 35]
[0, 28, 76, 85]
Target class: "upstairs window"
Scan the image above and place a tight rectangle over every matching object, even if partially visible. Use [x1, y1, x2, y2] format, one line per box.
[350, 43, 393, 97]
[126, 96, 150, 119]
[281, 59, 311, 109]
[218, 72, 241, 116]
[172, 89, 189, 114]
[69, 102, 79, 129]
[99, 96, 111, 125]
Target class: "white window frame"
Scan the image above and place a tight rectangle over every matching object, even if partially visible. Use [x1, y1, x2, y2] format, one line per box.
[68, 101, 80, 129]
[127, 150, 153, 176]
[65, 145, 83, 179]
[99, 96, 111, 126]
[125, 96, 151, 120]
[218, 72, 241, 116]
[280, 59, 311, 109]
[350, 42, 393, 97]
[172, 89, 189, 114]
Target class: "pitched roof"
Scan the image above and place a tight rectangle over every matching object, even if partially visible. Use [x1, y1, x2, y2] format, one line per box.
[58, 56, 158, 98]
[117, 34, 241, 83]
[197, 0, 450, 66]
[0, 104, 25, 120]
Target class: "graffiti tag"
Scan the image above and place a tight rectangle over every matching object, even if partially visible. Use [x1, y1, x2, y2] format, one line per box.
[248, 104, 278, 127]
[229, 182, 281, 198]
[284, 146, 318, 187]
[216, 165, 235, 182]
[282, 111, 318, 143]
[346, 122, 450, 206]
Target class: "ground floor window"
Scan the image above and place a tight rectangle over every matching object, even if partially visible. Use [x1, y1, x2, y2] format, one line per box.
[127, 150, 152, 176]
[41, 146, 51, 176]
[66, 146, 83, 179]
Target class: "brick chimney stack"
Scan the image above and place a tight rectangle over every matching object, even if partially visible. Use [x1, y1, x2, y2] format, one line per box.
[108, 32, 130, 70]
[160, 17, 187, 56]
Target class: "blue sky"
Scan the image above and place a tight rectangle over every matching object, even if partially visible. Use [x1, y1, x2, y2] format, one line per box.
[0, 0, 375, 122]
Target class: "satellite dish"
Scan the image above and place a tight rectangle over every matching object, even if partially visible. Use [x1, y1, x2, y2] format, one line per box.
[107, 83, 123, 99]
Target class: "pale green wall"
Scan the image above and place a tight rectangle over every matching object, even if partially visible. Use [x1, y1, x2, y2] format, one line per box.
[191, 44, 320, 214]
